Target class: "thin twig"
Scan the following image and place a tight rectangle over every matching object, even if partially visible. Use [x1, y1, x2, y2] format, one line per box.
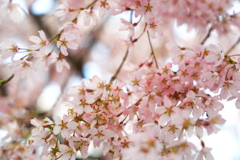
[228, 54, 240, 57]
[109, 47, 130, 84]
[200, 27, 212, 45]
[147, 31, 159, 68]
[226, 37, 240, 55]
[129, 10, 133, 41]
[0, 74, 14, 87]
[109, 11, 133, 84]
[135, 23, 147, 40]
[86, 0, 98, 9]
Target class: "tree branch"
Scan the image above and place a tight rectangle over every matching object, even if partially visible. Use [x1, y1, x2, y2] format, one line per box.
[147, 31, 159, 68]
[200, 27, 212, 45]
[109, 47, 130, 84]
[226, 37, 240, 55]
[109, 11, 133, 83]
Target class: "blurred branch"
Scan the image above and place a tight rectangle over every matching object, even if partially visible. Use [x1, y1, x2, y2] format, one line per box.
[200, 27, 212, 45]
[226, 37, 240, 55]
[147, 31, 159, 68]
[109, 47, 130, 84]
[109, 11, 133, 84]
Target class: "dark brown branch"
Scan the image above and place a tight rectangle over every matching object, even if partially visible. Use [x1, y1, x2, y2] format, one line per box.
[226, 37, 240, 55]
[147, 31, 159, 68]
[109, 11, 133, 84]
[109, 47, 130, 84]
[200, 27, 212, 45]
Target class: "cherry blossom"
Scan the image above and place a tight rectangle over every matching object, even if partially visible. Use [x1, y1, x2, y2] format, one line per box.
[0, 41, 19, 61]
[57, 32, 78, 56]
[4, 1, 27, 23]
[29, 30, 49, 50]
[119, 18, 135, 39]
[32, 45, 55, 71]
[57, 139, 76, 160]
[94, 0, 110, 18]
[55, 53, 70, 72]
[79, 9, 98, 26]
[55, 1, 70, 21]
[53, 115, 78, 138]
[146, 18, 163, 38]
[10, 59, 33, 78]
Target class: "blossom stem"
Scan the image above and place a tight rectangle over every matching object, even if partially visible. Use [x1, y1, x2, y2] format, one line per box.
[228, 54, 240, 57]
[109, 47, 130, 84]
[200, 27, 212, 45]
[109, 11, 134, 84]
[135, 15, 143, 25]
[147, 31, 159, 68]
[226, 37, 240, 55]
[86, 0, 98, 9]
[0, 74, 14, 87]
[135, 23, 147, 40]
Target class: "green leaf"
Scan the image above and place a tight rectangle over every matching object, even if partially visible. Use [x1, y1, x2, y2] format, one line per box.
[48, 126, 54, 130]
[109, 150, 114, 154]
[51, 147, 60, 153]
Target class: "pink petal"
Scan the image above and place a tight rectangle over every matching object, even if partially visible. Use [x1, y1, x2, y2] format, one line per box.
[163, 96, 172, 108]
[235, 98, 240, 109]
[158, 114, 169, 125]
[84, 105, 93, 113]
[67, 121, 78, 130]
[61, 46, 68, 56]
[53, 126, 61, 135]
[29, 36, 42, 44]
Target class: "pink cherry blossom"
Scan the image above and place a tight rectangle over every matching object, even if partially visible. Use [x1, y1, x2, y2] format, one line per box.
[55, 2, 70, 20]
[58, 139, 76, 160]
[0, 41, 19, 61]
[29, 30, 49, 50]
[57, 33, 78, 56]
[32, 45, 55, 71]
[89, 125, 115, 147]
[55, 53, 70, 72]
[94, 0, 110, 18]
[119, 18, 135, 39]
[5, 2, 27, 23]
[135, 0, 159, 21]
[53, 115, 78, 138]
[10, 59, 34, 78]
[146, 18, 163, 38]
[79, 9, 98, 26]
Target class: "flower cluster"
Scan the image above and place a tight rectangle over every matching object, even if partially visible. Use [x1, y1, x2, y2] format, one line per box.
[28, 43, 240, 159]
